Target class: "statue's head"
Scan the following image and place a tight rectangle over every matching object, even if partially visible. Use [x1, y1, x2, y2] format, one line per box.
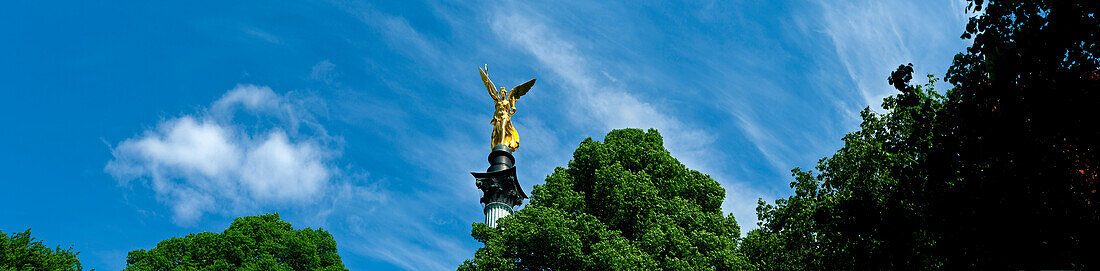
[499, 87, 507, 97]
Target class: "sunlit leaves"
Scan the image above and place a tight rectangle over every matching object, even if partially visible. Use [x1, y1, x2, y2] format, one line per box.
[0, 229, 84, 271]
[461, 129, 746, 270]
[124, 213, 346, 271]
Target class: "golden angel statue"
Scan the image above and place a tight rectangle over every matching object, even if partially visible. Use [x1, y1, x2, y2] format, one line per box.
[480, 65, 535, 151]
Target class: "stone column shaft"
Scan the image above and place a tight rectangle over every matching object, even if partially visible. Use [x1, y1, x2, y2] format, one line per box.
[472, 144, 527, 228]
[484, 202, 513, 228]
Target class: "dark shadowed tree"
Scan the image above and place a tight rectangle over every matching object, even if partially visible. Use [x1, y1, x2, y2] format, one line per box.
[124, 213, 347, 271]
[0, 229, 85, 271]
[744, 0, 1099, 269]
[460, 129, 747, 271]
[934, 0, 1100, 268]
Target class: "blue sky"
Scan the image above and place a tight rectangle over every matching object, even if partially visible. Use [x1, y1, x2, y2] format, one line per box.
[0, 1, 971, 270]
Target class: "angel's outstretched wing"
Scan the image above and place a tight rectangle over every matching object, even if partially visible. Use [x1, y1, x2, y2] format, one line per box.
[507, 78, 536, 100]
[480, 66, 499, 101]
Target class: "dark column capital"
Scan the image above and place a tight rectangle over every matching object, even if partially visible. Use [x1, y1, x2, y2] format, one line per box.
[472, 144, 527, 208]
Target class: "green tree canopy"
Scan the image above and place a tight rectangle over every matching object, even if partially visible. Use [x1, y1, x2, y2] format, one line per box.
[124, 213, 347, 271]
[0, 229, 85, 271]
[741, 68, 946, 270]
[460, 129, 747, 270]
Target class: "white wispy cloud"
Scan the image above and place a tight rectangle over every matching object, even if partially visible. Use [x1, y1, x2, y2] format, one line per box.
[106, 85, 340, 225]
[489, 7, 715, 177]
[724, 0, 971, 189]
[310, 60, 338, 85]
[340, 202, 470, 271]
[730, 109, 796, 176]
[815, 0, 969, 110]
[487, 3, 769, 232]
[243, 27, 283, 45]
[317, 2, 971, 269]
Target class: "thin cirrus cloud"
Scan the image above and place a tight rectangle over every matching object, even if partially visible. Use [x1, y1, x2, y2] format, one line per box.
[816, 0, 970, 110]
[105, 85, 336, 225]
[487, 4, 765, 231]
[729, 0, 972, 184]
[91, 1, 972, 269]
[489, 5, 715, 182]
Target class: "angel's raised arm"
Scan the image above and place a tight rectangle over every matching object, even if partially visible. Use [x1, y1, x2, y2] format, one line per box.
[480, 66, 499, 101]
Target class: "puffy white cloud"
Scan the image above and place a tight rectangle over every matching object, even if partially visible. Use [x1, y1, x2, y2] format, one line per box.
[106, 85, 336, 225]
[126, 116, 242, 178]
[240, 131, 328, 202]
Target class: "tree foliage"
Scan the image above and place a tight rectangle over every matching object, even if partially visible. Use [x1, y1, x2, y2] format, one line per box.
[458, 0, 1098, 269]
[0, 229, 85, 271]
[460, 129, 746, 270]
[744, 0, 1099, 269]
[124, 213, 347, 271]
[936, 0, 1100, 268]
[742, 68, 946, 270]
